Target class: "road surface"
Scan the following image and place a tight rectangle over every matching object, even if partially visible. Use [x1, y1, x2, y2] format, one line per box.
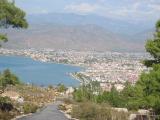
[18, 102, 69, 120]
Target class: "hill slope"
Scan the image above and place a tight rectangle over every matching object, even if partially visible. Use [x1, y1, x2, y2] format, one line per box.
[1, 13, 154, 52]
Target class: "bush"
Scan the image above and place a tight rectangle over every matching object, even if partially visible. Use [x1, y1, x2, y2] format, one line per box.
[0, 97, 13, 112]
[0, 69, 21, 88]
[58, 104, 67, 111]
[23, 103, 38, 114]
[71, 102, 128, 120]
[57, 84, 67, 92]
[0, 97, 16, 120]
[63, 98, 73, 105]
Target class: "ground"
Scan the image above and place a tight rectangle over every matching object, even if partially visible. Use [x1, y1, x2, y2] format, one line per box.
[18, 101, 69, 120]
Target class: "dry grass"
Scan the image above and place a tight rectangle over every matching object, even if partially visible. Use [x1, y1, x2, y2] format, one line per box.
[71, 101, 129, 120]
[11, 85, 57, 105]
[0, 84, 59, 120]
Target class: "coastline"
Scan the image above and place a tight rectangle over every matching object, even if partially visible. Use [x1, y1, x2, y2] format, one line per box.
[0, 54, 85, 86]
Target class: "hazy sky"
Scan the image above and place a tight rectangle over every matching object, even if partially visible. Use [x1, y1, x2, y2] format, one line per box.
[16, 0, 160, 22]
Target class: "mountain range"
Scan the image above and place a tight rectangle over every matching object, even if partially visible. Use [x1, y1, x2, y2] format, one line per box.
[1, 13, 155, 52]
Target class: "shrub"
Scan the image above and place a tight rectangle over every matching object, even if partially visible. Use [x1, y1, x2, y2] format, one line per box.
[57, 84, 67, 92]
[63, 98, 73, 105]
[0, 69, 21, 89]
[48, 85, 53, 89]
[0, 97, 13, 112]
[71, 102, 128, 120]
[23, 103, 38, 114]
[58, 104, 67, 111]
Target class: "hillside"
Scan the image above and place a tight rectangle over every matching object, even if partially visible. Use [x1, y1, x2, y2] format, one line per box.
[1, 13, 154, 52]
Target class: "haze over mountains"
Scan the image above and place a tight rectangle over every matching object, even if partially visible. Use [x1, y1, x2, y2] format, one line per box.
[2, 13, 155, 52]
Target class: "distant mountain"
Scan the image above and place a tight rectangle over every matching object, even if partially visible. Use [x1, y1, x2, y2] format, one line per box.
[1, 13, 155, 52]
[27, 13, 154, 36]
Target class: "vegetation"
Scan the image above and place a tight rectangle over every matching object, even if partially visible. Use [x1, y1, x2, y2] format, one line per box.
[57, 83, 67, 92]
[0, 70, 58, 119]
[16, 84, 57, 104]
[23, 103, 38, 114]
[71, 102, 128, 120]
[140, 19, 160, 114]
[144, 20, 160, 66]
[0, 69, 21, 93]
[73, 81, 101, 102]
[0, 96, 19, 120]
[0, 0, 28, 43]
[71, 20, 160, 120]
[0, 96, 13, 111]
[0, 82, 58, 120]
[72, 66, 160, 117]
[0, 2, 28, 118]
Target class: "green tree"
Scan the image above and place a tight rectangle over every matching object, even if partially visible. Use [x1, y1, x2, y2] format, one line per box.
[57, 84, 67, 92]
[0, 69, 20, 87]
[73, 88, 84, 102]
[145, 20, 160, 66]
[0, 0, 28, 93]
[132, 20, 160, 114]
[0, 0, 28, 42]
[135, 65, 160, 113]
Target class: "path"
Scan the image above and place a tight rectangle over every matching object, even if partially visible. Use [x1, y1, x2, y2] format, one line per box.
[18, 102, 69, 120]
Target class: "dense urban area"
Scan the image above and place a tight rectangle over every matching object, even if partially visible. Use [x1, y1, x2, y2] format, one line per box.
[0, 48, 151, 91]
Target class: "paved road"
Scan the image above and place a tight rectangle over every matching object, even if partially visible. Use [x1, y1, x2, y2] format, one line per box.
[18, 102, 69, 120]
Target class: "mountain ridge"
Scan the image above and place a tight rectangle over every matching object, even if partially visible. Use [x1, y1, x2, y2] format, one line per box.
[1, 13, 154, 52]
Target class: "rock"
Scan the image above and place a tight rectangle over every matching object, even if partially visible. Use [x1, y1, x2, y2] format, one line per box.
[138, 109, 149, 115]
[129, 114, 137, 120]
[17, 97, 24, 104]
[2, 91, 20, 100]
[65, 87, 74, 95]
[112, 107, 128, 112]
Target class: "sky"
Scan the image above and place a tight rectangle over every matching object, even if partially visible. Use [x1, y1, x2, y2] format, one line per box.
[16, 0, 160, 23]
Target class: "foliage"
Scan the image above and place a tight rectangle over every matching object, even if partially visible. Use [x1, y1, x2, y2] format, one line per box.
[0, 96, 13, 112]
[73, 81, 101, 102]
[0, 0, 28, 42]
[145, 20, 160, 64]
[48, 85, 53, 89]
[0, 69, 21, 88]
[57, 84, 67, 92]
[23, 103, 38, 114]
[96, 87, 125, 107]
[0, 96, 11, 104]
[0, 34, 7, 43]
[138, 19, 160, 114]
[134, 64, 160, 114]
[58, 104, 67, 111]
[71, 101, 128, 120]
[73, 71, 160, 114]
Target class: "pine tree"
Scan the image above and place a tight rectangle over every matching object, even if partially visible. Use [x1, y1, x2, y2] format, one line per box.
[145, 20, 160, 66]
[0, 0, 28, 42]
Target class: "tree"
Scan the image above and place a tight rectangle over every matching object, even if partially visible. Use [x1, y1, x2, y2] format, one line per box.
[57, 84, 67, 92]
[135, 65, 160, 113]
[145, 20, 160, 65]
[0, 0, 28, 93]
[136, 20, 160, 114]
[0, 69, 20, 87]
[0, 0, 28, 43]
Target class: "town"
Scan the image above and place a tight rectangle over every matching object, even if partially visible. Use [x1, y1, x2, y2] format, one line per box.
[0, 48, 150, 91]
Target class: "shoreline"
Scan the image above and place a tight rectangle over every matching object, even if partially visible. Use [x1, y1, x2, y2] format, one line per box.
[0, 54, 86, 87]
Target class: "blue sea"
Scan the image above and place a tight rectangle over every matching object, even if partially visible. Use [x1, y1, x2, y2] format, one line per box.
[0, 55, 81, 87]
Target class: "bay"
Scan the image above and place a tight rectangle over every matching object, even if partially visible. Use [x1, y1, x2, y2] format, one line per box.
[0, 55, 81, 87]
